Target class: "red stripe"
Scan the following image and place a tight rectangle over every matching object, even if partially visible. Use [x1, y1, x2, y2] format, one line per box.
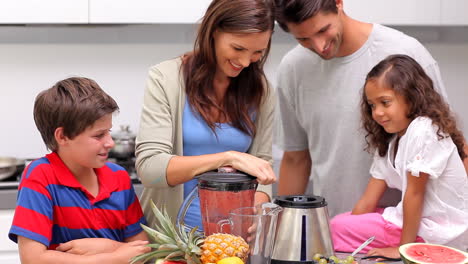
[126, 196, 145, 226]
[19, 179, 52, 199]
[13, 206, 52, 241]
[54, 206, 127, 230]
[49, 244, 59, 250]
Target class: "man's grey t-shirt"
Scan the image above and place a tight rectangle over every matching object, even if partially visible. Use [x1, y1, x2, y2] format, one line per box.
[276, 24, 447, 217]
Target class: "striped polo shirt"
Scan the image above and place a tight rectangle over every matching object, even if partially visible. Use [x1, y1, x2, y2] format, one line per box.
[9, 152, 146, 249]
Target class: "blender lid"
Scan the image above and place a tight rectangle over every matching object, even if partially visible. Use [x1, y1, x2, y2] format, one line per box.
[195, 171, 258, 191]
[196, 170, 257, 183]
[274, 195, 327, 209]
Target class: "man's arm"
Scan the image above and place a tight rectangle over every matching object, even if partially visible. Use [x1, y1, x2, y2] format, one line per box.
[278, 150, 311, 195]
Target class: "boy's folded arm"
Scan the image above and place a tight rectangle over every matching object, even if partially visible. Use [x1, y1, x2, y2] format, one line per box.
[56, 238, 123, 255]
[18, 236, 150, 264]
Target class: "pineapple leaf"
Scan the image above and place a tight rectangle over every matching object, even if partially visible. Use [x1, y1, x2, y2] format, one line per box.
[190, 244, 202, 254]
[150, 201, 178, 240]
[130, 250, 160, 264]
[175, 237, 188, 252]
[131, 248, 183, 264]
[140, 224, 171, 244]
[166, 250, 185, 259]
[186, 253, 202, 264]
[158, 244, 179, 251]
[147, 243, 161, 249]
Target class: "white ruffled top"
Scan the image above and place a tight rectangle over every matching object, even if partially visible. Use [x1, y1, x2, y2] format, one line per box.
[370, 116, 468, 248]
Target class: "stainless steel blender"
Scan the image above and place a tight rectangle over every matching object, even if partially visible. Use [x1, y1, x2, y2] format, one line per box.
[271, 195, 335, 263]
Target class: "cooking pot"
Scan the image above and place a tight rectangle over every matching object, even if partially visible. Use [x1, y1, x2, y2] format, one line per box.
[109, 125, 135, 159]
[0, 157, 25, 181]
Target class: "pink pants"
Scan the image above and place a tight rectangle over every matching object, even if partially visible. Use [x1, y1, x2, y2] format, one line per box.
[330, 209, 425, 253]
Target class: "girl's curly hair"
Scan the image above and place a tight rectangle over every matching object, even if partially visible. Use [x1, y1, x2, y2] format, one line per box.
[361, 54, 466, 159]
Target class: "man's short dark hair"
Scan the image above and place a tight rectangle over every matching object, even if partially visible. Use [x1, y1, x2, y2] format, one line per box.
[274, 0, 338, 32]
[33, 77, 119, 151]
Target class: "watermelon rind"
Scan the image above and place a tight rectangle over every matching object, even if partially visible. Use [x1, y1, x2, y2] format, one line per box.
[399, 243, 468, 264]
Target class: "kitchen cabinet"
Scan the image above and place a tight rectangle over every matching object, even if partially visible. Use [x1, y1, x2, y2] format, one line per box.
[89, 0, 212, 23]
[0, 0, 88, 24]
[344, 0, 441, 25]
[441, 0, 468, 25]
[0, 210, 19, 264]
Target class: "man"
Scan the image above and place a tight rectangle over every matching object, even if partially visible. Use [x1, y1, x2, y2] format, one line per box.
[273, 0, 450, 217]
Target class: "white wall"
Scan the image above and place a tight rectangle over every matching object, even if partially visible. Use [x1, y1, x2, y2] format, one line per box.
[0, 24, 467, 159]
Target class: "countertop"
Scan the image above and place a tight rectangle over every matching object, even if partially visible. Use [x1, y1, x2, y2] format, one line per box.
[336, 253, 403, 264]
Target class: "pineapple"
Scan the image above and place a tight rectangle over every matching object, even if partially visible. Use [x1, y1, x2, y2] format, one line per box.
[131, 200, 249, 264]
[200, 233, 249, 263]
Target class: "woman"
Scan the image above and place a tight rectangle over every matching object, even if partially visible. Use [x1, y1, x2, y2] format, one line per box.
[136, 0, 276, 227]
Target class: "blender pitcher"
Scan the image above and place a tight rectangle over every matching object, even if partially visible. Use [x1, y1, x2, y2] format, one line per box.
[177, 170, 258, 236]
[217, 203, 282, 264]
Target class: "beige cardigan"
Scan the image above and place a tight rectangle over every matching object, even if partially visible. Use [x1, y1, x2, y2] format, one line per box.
[135, 57, 275, 227]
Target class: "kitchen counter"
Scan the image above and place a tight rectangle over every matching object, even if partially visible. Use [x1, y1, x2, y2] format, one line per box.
[336, 253, 403, 264]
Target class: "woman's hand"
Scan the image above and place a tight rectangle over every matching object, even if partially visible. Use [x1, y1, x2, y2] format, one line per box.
[226, 151, 276, 185]
[366, 247, 400, 260]
[56, 238, 122, 255]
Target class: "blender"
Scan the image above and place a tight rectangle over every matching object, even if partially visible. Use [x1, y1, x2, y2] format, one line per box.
[271, 195, 335, 263]
[177, 170, 258, 235]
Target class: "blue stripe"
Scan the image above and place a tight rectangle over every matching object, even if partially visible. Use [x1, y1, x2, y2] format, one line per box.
[25, 157, 50, 179]
[96, 189, 134, 211]
[17, 187, 53, 220]
[9, 225, 50, 247]
[124, 216, 146, 238]
[46, 184, 135, 211]
[46, 185, 92, 209]
[105, 162, 125, 172]
[50, 225, 124, 244]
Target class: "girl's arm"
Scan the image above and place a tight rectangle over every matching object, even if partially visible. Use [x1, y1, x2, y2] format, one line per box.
[352, 177, 387, 215]
[367, 171, 429, 259]
[400, 171, 429, 244]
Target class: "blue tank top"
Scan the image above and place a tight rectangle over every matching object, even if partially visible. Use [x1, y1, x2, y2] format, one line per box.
[182, 99, 252, 231]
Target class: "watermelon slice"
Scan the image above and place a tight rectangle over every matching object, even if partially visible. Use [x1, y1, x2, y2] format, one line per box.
[399, 243, 468, 264]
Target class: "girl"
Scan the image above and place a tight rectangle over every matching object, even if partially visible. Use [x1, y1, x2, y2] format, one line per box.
[331, 54, 468, 259]
[135, 0, 276, 229]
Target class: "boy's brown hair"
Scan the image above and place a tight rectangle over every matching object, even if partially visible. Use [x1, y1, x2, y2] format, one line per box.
[33, 77, 119, 151]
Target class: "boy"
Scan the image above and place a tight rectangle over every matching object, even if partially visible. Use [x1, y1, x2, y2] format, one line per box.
[9, 77, 150, 264]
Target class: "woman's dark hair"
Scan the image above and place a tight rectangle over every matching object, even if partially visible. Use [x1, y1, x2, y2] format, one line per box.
[273, 0, 338, 32]
[182, 0, 274, 137]
[34, 77, 119, 151]
[361, 54, 466, 159]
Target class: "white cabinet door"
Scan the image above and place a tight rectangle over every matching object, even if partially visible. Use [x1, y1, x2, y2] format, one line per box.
[344, 0, 440, 25]
[441, 0, 468, 25]
[90, 0, 212, 23]
[0, 0, 88, 24]
[0, 210, 20, 264]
